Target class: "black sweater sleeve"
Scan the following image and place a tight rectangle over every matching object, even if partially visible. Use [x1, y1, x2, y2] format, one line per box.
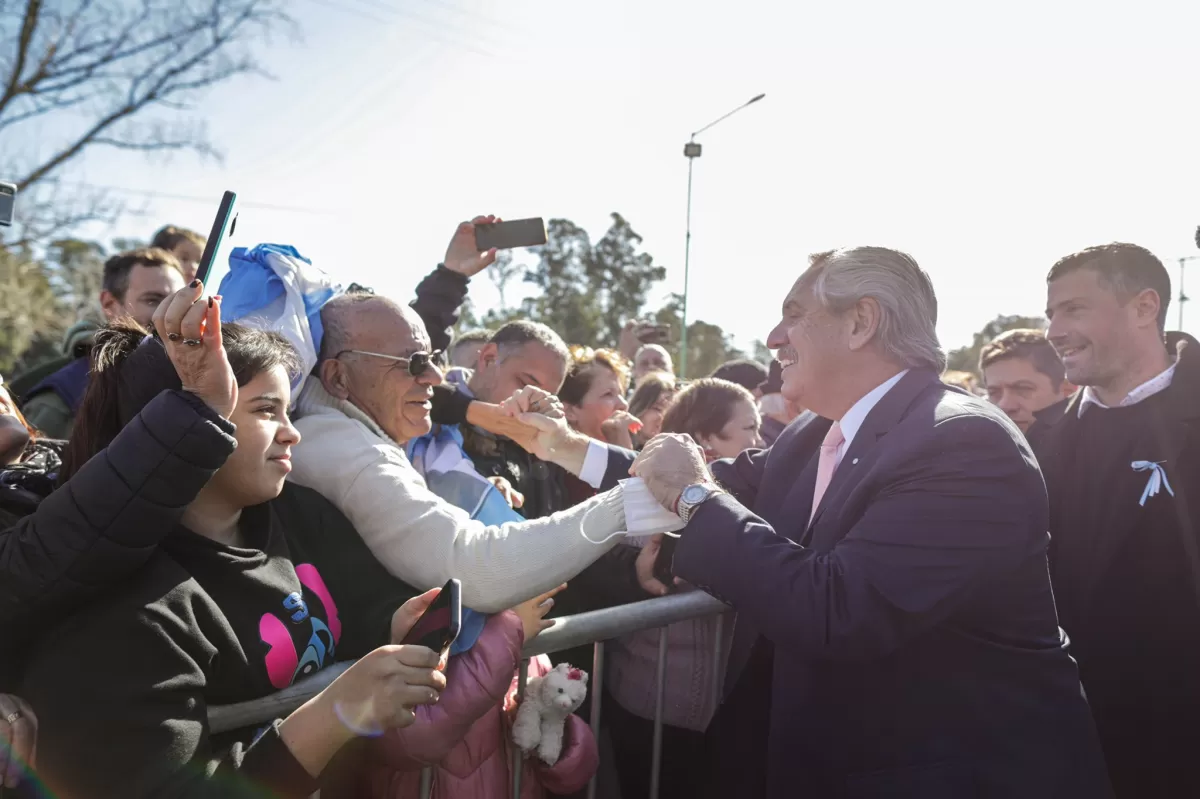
[430, 383, 474, 426]
[20, 577, 318, 799]
[0, 390, 236, 644]
[410, 265, 470, 354]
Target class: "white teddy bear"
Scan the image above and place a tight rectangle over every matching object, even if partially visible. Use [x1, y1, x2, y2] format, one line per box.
[511, 662, 589, 766]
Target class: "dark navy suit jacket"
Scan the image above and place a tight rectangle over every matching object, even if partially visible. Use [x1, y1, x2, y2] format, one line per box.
[674, 369, 1111, 799]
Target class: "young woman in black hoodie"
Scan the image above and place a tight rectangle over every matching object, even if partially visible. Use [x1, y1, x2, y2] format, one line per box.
[15, 284, 448, 799]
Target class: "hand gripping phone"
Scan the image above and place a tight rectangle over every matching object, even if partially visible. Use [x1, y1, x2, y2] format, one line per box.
[194, 191, 237, 285]
[401, 579, 463, 661]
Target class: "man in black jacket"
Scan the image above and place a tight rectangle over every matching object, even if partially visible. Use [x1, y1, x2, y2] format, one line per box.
[1031, 243, 1200, 797]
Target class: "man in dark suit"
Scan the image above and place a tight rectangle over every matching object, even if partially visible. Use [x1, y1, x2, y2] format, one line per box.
[1030, 243, 1200, 797]
[634, 247, 1110, 798]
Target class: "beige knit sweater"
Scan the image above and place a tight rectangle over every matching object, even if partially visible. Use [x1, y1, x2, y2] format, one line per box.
[288, 380, 627, 613]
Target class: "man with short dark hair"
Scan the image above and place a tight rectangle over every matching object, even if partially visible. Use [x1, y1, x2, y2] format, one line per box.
[1031, 242, 1200, 797]
[22, 248, 185, 438]
[980, 328, 1073, 432]
[710, 358, 769, 396]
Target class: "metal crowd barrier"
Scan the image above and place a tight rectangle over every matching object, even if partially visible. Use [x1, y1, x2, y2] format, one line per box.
[209, 590, 730, 799]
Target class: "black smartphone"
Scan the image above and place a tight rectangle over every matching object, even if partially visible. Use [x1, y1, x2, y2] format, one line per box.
[194, 191, 237, 285]
[0, 181, 15, 228]
[474, 217, 547, 251]
[401, 579, 463, 659]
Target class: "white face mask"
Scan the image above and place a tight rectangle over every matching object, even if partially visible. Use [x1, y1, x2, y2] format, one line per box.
[579, 477, 686, 546]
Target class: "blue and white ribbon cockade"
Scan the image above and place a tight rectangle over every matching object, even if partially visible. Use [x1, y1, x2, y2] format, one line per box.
[1131, 460, 1175, 507]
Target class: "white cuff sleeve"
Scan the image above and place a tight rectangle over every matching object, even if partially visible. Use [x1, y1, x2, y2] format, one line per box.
[579, 440, 610, 490]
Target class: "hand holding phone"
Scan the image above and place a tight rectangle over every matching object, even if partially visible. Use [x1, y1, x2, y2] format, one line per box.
[400, 579, 463, 664]
[636, 323, 671, 345]
[474, 217, 547, 252]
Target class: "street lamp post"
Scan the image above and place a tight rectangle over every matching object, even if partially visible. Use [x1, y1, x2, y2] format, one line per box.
[679, 93, 765, 379]
[1179, 256, 1197, 332]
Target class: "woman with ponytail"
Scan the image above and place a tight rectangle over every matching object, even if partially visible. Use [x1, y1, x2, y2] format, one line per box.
[12, 282, 449, 799]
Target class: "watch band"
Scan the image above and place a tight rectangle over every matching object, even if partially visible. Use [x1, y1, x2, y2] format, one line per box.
[679, 482, 723, 524]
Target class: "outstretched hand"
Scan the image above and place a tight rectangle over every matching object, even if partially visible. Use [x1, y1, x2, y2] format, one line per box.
[444, 215, 500, 277]
[152, 281, 237, 419]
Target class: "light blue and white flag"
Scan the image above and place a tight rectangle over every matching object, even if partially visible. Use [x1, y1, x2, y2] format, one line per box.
[217, 244, 342, 396]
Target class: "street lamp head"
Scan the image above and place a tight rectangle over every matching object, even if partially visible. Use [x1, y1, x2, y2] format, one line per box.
[749, 93, 766, 104]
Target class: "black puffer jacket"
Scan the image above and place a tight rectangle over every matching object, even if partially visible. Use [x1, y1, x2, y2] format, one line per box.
[0, 389, 235, 688]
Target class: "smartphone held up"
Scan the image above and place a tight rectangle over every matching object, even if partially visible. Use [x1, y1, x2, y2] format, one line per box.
[194, 191, 238, 285]
[475, 217, 547, 252]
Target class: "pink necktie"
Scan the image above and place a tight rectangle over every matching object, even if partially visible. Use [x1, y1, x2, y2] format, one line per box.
[809, 421, 845, 524]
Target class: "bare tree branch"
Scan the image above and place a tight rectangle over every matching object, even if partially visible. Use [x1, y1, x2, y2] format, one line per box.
[0, 0, 291, 199]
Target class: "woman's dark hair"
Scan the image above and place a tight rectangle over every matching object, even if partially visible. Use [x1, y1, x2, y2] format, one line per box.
[661, 378, 755, 442]
[628, 371, 677, 419]
[559, 346, 630, 407]
[60, 321, 301, 483]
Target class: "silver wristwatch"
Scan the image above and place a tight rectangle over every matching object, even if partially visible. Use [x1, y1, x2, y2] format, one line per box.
[677, 482, 724, 524]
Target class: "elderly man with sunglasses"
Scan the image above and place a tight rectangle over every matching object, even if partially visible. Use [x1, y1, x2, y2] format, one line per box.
[289, 292, 652, 613]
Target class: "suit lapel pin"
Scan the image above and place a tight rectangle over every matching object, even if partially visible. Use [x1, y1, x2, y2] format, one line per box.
[851, 458, 859, 465]
[1131, 460, 1174, 507]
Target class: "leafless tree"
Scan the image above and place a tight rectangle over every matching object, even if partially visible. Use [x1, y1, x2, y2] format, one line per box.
[0, 0, 290, 241]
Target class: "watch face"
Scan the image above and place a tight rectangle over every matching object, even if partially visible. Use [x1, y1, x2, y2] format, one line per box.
[683, 484, 708, 503]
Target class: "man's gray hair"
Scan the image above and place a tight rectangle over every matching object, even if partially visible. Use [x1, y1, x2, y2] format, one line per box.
[318, 293, 420, 360]
[804, 246, 947, 372]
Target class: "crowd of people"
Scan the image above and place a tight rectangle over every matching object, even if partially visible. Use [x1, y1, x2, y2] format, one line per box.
[0, 213, 1195, 799]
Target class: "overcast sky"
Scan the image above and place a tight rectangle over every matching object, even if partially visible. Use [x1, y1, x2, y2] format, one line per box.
[41, 0, 1200, 353]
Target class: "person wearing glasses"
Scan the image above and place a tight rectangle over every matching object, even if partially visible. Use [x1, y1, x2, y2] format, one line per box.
[288, 292, 656, 614]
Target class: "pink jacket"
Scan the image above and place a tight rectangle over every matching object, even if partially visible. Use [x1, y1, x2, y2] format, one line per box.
[358, 611, 598, 799]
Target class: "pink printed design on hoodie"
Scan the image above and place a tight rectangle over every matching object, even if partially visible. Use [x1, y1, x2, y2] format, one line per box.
[259, 563, 343, 689]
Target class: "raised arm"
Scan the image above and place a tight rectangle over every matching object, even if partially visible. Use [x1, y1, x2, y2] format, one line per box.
[410, 216, 499, 353]
[310, 424, 629, 613]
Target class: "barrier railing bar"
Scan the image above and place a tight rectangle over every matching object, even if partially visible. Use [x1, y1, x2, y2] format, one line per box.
[513, 657, 529, 797]
[649, 627, 669, 799]
[209, 591, 729, 733]
[585, 640, 605, 799]
[712, 613, 725, 708]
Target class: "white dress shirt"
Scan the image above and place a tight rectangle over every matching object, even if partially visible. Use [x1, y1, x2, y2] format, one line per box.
[1078, 361, 1177, 417]
[833, 370, 909, 468]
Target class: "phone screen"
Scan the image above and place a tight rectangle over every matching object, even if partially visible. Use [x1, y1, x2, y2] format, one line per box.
[474, 218, 547, 252]
[401, 579, 462, 658]
[194, 191, 237, 285]
[0, 184, 15, 227]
